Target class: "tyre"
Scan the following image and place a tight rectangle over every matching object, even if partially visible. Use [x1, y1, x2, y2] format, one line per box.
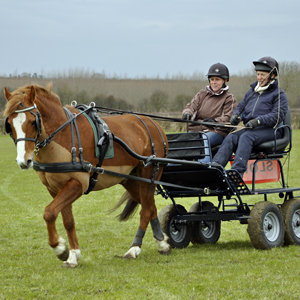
[281, 198, 300, 245]
[247, 201, 285, 249]
[158, 204, 191, 248]
[189, 201, 221, 244]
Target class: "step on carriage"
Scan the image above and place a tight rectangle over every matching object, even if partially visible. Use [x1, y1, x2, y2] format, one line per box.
[156, 107, 300, 249]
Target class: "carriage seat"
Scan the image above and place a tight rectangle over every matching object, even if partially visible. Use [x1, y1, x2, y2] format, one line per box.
[252, 107, 292, 155]
[211, 107, 292, 159]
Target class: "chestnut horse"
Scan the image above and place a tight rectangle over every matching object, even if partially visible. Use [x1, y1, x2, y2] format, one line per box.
[4, 84, 171, 267]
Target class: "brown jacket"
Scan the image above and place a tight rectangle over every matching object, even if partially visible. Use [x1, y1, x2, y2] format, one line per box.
[182, 86, 237, 137]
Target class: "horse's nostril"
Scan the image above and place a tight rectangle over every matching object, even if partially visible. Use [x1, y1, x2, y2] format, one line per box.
[27, 160, 32, 167]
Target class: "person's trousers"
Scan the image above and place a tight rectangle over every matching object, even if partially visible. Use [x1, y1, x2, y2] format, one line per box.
[212, 127, 281, 176]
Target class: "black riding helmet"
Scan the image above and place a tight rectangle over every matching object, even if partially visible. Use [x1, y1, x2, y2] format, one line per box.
[207, 63, 230, 81]
[253, 56, 279, 76]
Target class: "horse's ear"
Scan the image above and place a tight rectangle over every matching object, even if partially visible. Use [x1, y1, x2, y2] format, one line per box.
[4, 87, 12, 101]
[27, 86, 36, 105]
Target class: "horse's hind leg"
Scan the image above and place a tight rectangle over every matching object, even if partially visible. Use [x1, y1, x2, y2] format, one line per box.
[123, 180, 171, 259]
[123, 216, 171, 259]
[150, 217, 171, 255]
[44, 178, 83, 267]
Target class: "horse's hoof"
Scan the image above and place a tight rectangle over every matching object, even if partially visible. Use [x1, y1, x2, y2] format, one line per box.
[53, 237, 69, 261]
[159, 248, 172, 255]
[123, 254, 136, 260]
[156, 234, 171, 255]
[57, 248, 70, 261]
[62, 261, 77, 268]
[123, 246, 141, 259]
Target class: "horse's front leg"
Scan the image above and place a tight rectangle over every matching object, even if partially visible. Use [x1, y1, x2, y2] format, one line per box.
[43, 178, 83, 267]
[60, 205, 81, 268]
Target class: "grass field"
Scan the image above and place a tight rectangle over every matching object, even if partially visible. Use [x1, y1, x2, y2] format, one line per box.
[1, 133, 300, 300]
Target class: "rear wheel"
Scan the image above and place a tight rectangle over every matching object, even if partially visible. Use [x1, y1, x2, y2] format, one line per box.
[158, 204, 191, 248]
[281, 199, 300, 245]
[247, 201, 285, 249]
[189, 201, 221, 244]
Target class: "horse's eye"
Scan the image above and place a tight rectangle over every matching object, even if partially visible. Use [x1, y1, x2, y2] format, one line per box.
[31, 120, 37, 127]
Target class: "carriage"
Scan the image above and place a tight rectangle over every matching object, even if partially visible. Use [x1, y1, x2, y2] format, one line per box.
[4, 84, 300, 268]
[156, 109, 300, 250]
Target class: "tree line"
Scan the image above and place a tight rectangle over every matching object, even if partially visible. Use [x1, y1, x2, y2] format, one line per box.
[1, 60, 300, 132]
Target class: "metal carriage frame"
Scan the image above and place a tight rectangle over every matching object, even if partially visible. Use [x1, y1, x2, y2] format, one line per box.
[155, 116, 300, 250]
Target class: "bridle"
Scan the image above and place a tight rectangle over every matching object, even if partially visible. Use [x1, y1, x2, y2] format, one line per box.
[5, 103, 42, 146]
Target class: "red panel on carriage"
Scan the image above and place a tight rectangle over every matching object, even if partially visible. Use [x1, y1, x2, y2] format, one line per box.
[230, 159, 281, 184]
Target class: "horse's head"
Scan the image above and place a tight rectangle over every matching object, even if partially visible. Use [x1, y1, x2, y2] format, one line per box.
[4, 86, 41, 170]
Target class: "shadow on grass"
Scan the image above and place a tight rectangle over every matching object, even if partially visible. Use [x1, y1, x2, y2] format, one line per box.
[189, 240, 253, 251]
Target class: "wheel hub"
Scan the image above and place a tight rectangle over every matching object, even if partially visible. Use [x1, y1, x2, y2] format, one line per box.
[263, 212, 280, 242]
[292, 209, 300, 238]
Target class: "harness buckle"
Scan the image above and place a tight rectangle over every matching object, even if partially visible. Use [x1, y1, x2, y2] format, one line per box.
[84, 163, 93, 172]
[34, 145, 40, 156]
[143, 155, 156, 167]
[98, 167, 105, 174]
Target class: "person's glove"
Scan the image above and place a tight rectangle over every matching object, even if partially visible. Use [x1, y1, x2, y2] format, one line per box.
[203, 118, 216, 123]
[245, 119, 260, 128]
[203, 118, 216, 128]
[182, 113, 192, 121]
[230, 114, 241, 125]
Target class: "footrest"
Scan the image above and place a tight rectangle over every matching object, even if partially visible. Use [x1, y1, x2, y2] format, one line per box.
[226, 170, 251, 195]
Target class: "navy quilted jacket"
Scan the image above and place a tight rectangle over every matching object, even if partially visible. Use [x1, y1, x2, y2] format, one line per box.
[234, 79, 288, 127]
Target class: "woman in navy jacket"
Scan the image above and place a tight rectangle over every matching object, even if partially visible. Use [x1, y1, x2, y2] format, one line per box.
[212, 56, 289, 177]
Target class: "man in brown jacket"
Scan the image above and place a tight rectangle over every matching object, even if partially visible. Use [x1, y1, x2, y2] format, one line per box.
[182, 63, 237, 147]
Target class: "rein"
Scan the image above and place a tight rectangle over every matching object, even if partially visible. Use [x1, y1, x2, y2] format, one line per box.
[34, 104, 94, 155]
[93, 106, 246, 130]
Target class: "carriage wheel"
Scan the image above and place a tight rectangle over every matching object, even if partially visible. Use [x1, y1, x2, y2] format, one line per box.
[189, 201, 221, 245]
[247, 201, 285, 249]
[281, 198, 300, 245]
[158, 204, 191, 248]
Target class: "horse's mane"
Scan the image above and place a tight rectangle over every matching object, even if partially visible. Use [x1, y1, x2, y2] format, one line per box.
[4, 83, 61, 117]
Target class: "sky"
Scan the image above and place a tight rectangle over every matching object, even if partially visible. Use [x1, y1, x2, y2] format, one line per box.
[1, 0, 299, 78]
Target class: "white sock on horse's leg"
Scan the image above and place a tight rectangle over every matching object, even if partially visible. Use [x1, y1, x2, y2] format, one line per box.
[151, 218, 171, 255]
[63, 249, 81, 268]
[123, 227, 145, 259]
[53, 236, 69, 261]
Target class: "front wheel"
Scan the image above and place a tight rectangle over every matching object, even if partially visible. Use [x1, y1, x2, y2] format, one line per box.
[247, 201, 285, 249]
[158, 204, 191, 248]
[189, 201, 221, 244]
[281, 199, 300, 245]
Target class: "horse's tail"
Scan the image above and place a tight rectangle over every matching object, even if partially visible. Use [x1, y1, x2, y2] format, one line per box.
[110, 191, 139, 221]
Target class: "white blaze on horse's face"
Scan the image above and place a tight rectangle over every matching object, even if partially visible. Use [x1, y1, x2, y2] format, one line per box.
[13, 113, 33, 169]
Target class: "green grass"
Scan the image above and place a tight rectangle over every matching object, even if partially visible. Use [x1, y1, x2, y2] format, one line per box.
[1, 133, 300, 300]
